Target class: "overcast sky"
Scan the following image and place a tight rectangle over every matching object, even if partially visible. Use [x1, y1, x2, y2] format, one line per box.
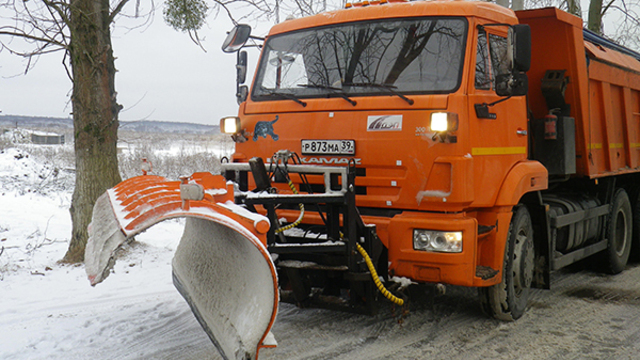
[2, 1, 632, 127]
[0, 9, 269, 125]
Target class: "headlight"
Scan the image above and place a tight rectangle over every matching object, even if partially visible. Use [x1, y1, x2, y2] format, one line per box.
[220, 116, 241, 134]
[430, 112, 459, 133]
[413, 229, 462, 253]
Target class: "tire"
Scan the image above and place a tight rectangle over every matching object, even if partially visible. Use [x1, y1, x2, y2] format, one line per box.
[630, 189, 640, 263]
[604, 189, 632, 274]
[479, 205, 534, 321]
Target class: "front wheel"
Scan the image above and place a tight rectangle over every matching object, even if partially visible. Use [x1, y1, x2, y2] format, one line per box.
[479, 205, 534, 321]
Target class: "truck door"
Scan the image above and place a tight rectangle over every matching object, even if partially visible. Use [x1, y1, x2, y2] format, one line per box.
[468, 26, 528, 206]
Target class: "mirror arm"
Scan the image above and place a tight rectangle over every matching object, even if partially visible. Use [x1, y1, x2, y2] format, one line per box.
[223, 32, 263, 41]
[474, 96, 512, 120]
[485, 95, 512, 108]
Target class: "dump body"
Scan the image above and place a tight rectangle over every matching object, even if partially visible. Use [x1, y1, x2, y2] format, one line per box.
[518, 7, 640, 178]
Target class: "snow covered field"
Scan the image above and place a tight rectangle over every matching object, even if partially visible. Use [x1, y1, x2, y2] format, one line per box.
[0, 133, 223, 360]
[4, 129, 640, 360]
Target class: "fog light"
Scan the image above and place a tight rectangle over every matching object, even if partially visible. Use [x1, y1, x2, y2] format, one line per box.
[221, 116, 241, 134]
[413, 230, 462, 253]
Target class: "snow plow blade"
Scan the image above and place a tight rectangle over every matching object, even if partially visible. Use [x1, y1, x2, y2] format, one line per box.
[85, 173, 278, 360]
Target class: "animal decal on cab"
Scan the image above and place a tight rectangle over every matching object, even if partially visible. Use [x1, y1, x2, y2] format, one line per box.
[253, 115, 279, 141]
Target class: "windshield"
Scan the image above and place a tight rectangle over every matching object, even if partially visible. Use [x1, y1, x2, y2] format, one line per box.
[252, 17, 467, 101]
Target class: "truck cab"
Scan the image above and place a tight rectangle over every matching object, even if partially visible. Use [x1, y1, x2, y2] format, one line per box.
[221, 0, 545, 320]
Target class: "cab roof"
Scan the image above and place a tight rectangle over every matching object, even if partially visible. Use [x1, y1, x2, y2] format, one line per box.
[268, 0, 518, 36]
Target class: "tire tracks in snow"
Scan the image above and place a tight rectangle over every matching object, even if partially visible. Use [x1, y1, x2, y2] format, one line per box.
[256, 263, 640, 360]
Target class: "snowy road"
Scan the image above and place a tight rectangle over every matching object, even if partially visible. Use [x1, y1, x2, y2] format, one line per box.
[260, 264, 640, 360]
[176, 262, 640, 360]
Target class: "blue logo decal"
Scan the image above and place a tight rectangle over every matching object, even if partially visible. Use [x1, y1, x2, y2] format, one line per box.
[253, 115, 279, 141]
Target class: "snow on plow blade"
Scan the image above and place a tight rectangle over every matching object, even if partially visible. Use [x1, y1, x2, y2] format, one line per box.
[85, 173, 278, 360]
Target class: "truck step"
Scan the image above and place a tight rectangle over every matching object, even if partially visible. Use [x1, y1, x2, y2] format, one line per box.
[269, 242, 346, 254]
[277, 260, 349, 271]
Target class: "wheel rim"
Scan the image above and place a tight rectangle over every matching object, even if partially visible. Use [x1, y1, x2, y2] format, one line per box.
[614, 209, 628, 257]
[512, 226, 534, 298]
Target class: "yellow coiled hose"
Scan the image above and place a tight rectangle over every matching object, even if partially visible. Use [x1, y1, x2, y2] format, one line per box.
[355, 243, 404, 306]
[274, 180, 304, 233]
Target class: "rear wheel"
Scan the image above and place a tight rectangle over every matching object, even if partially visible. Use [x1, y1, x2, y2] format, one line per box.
[630, 188, 640, 262]
[604, 189, 632, 274]
[479, 205, 534, 321]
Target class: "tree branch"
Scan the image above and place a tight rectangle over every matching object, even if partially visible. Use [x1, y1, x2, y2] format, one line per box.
[610, 5, 640, 26]
[602, 0, 617, 15]
[0, 28, 66, 49]
[109, 0, 131, 22]
[42, 0, 70, 25]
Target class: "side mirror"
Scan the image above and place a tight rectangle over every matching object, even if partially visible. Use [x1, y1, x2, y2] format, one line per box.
[509, 24, 531, 72]
[222, 24, 252, 53]
[237, 51, 247, 84]
[237, 85, 249, 104]
[495, 72, 528, 97]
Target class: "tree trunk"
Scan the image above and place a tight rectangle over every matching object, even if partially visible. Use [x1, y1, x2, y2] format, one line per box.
[567, 0, 582, 17]
[495, 0, 510, 9]
[511, 0, 524, 11]
[62, 0, 122, 263]
[588, 0, 604, 34]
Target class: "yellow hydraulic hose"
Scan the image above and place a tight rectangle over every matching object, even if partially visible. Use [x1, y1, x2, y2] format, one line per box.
[274, 180, 304, 233]
[272, 178, 403, 306]
[355, 243, 404, 306]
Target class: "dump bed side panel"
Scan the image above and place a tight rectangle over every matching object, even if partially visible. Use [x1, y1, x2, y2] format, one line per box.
[517, 7, 640, 178]
[582, 43, 640, 177]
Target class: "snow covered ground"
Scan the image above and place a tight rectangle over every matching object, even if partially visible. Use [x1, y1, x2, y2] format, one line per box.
[0, 137, 221, 360]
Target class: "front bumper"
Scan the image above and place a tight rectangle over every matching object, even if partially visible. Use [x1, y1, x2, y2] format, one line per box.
[386, 211, 497, 287]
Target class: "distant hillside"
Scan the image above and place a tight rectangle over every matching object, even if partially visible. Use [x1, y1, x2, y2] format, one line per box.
[0, 115, 219, 134]
[118, 120, 219, 134]
[0, 115, 72, 130]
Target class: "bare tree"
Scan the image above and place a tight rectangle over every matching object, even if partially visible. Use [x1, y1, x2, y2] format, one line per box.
[597, 0, 640, 50]
[588, 0, 607, 32]
[0, 0, 135, 262]
[523, 0, 640, 50]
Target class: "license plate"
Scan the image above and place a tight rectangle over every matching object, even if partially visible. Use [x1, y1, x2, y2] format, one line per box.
[301, 140, 355, 155]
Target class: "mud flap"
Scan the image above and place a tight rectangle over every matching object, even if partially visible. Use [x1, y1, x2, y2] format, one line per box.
[84, 174, 278, 360]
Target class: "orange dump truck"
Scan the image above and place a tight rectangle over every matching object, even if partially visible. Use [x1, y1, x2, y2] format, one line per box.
[85, 2, 640, 359]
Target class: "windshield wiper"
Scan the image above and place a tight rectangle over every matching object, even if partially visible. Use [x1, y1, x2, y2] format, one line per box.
[297, 84, 357, 106]
[343, 82, 414, 105]
[260, 87, 307, 107]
